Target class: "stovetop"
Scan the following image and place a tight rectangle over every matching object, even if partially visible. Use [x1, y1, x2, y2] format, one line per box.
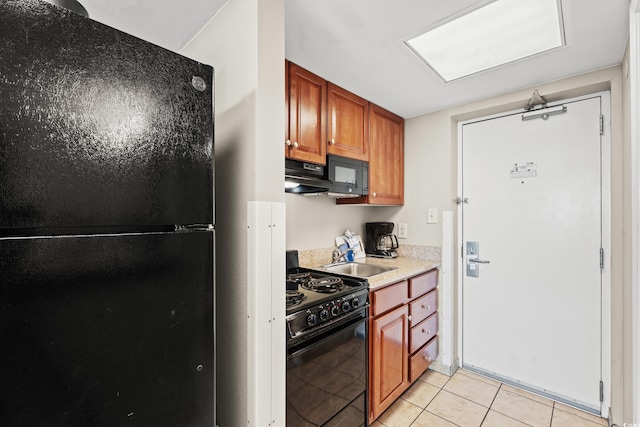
[285, 250, 370, 344]
[285, 267, 367, 315]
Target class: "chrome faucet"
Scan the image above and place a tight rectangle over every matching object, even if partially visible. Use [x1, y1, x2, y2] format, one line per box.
[332, 248, 352, 263]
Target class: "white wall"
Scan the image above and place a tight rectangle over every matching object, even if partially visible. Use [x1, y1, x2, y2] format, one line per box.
[627, 2, 640, 423]
[285, 193, 375, 250]
[622, 38, 635, 425]
[180, 0, 285, 425]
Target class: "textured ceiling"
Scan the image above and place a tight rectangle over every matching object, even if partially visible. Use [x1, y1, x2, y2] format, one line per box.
[73, 0, 629, 118]
[285, 0, 630, 118]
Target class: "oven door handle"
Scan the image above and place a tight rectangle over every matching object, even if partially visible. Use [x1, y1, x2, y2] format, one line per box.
[286, 321, 295, 339]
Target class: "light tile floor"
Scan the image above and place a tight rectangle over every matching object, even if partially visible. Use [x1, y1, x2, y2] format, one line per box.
[371, 369, 608, 427]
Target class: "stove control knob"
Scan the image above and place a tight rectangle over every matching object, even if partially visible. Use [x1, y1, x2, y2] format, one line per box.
[351, 298, 359, 309]
[330, 305, 340, 317]
[319, 309, 329, 322]
[306, 313, 317, 326]
[341, 301, 351, 312]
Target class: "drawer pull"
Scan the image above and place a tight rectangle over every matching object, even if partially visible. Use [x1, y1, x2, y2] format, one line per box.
[425, 356, 432, 362]
[421, 304, 432, 310]
[421, 328, 432, 335]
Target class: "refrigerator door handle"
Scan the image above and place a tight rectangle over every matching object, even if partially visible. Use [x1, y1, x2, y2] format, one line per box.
[175, 224, 215, 232]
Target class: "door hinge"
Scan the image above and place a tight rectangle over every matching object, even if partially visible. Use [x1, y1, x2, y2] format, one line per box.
[599, 248, 604, 270]
[599, 114, 604, 135]
[599, 380, 604, 402]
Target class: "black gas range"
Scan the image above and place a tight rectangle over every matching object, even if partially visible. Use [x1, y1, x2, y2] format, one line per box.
[285, 250, 369, 427]
[285, 251, 369, 346]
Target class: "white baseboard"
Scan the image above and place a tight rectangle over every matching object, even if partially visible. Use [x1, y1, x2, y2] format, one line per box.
[429, 358, 459, 377]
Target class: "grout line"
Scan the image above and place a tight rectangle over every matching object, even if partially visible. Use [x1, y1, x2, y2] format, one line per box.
[550, 402, 555, 427]
[478, 384, 501, 427]
[485, 384, 544, 427]
[425, 409, 465, 427]
[499, 386, 554, 408]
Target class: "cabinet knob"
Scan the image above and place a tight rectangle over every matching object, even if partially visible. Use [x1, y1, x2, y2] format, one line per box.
[372, 192, 377, 197]
[293, 141, 299, 148]
[425, 356, 432, 362]
[407, 315, 412, 322]
[421, 328, 432, 335]
[286, 139, 291, 146]
[329, 138, 336, 145]
[427, 305, 431, 311]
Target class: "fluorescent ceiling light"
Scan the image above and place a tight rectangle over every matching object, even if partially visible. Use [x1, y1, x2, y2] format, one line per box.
[405, 0, 565, 82]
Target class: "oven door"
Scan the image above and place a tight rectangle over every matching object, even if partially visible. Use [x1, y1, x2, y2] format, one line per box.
[286, 316, 367, 427]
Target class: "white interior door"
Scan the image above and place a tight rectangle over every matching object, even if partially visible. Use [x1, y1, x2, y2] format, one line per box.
[461, 95, 605, 412]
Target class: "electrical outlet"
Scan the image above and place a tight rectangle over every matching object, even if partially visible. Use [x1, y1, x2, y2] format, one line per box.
[398, 223, 408, 239]
[427, 208, 438, 224]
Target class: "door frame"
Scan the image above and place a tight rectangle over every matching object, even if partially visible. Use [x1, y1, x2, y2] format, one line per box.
[455, 91, 612, 417]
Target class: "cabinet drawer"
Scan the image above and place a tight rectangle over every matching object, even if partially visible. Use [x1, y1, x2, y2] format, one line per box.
[409, 290, 437, 326]
[409, 269, 438, 298]
[409, 336, 439, 382]
[410, 313, 438, 354]
[371, 280, 408, 317]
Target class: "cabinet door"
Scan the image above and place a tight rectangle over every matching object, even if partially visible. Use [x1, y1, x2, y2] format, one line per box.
[286, 62, 327, 164]
[368, 103, 404, 205]
[327, 83, 369, 161]
[369, 305, 409, 422]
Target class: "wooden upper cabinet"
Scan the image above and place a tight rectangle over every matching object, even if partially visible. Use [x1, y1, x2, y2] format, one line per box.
[286, 61, 327, 165]
[338, 103, 404, 206]
[327, 83, 369, 161]
[368, 103, 404, 205]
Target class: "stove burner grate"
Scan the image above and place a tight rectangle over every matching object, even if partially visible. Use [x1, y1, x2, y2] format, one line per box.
[301, 277, 344, 293]
[286, 290, 307, 307]
[287, 272, 311, 283]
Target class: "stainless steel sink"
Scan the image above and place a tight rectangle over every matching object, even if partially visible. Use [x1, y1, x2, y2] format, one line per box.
[319, 262, 397, 278]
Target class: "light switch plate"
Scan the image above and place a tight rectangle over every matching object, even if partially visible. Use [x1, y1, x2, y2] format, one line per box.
[427, 208, 438, 224]
[398, 223, 408, 239]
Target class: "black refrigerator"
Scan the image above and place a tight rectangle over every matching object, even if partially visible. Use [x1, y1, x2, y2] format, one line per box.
[0, 1, 215, 426]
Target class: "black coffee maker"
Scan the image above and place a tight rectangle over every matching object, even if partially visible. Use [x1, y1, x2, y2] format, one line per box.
[365, 222, 399, 258]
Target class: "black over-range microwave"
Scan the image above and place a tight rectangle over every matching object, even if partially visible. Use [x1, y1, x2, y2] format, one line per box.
[285, 154, 369, 198]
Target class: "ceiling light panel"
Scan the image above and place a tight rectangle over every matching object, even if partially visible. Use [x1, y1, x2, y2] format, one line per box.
[405, 0, 565, 82]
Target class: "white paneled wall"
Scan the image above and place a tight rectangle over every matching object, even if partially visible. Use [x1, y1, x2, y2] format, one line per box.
[247, 202, 285, 426]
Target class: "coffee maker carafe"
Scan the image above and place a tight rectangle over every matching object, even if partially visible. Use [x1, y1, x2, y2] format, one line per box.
[365, 222, 399, 258]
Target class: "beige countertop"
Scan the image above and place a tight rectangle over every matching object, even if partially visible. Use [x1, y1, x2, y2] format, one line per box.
[306, 257, 440, 290]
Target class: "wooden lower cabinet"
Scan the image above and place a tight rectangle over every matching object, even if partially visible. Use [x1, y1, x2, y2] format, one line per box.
[370, 305, 409, 421]
[369, 269, 439, 423]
